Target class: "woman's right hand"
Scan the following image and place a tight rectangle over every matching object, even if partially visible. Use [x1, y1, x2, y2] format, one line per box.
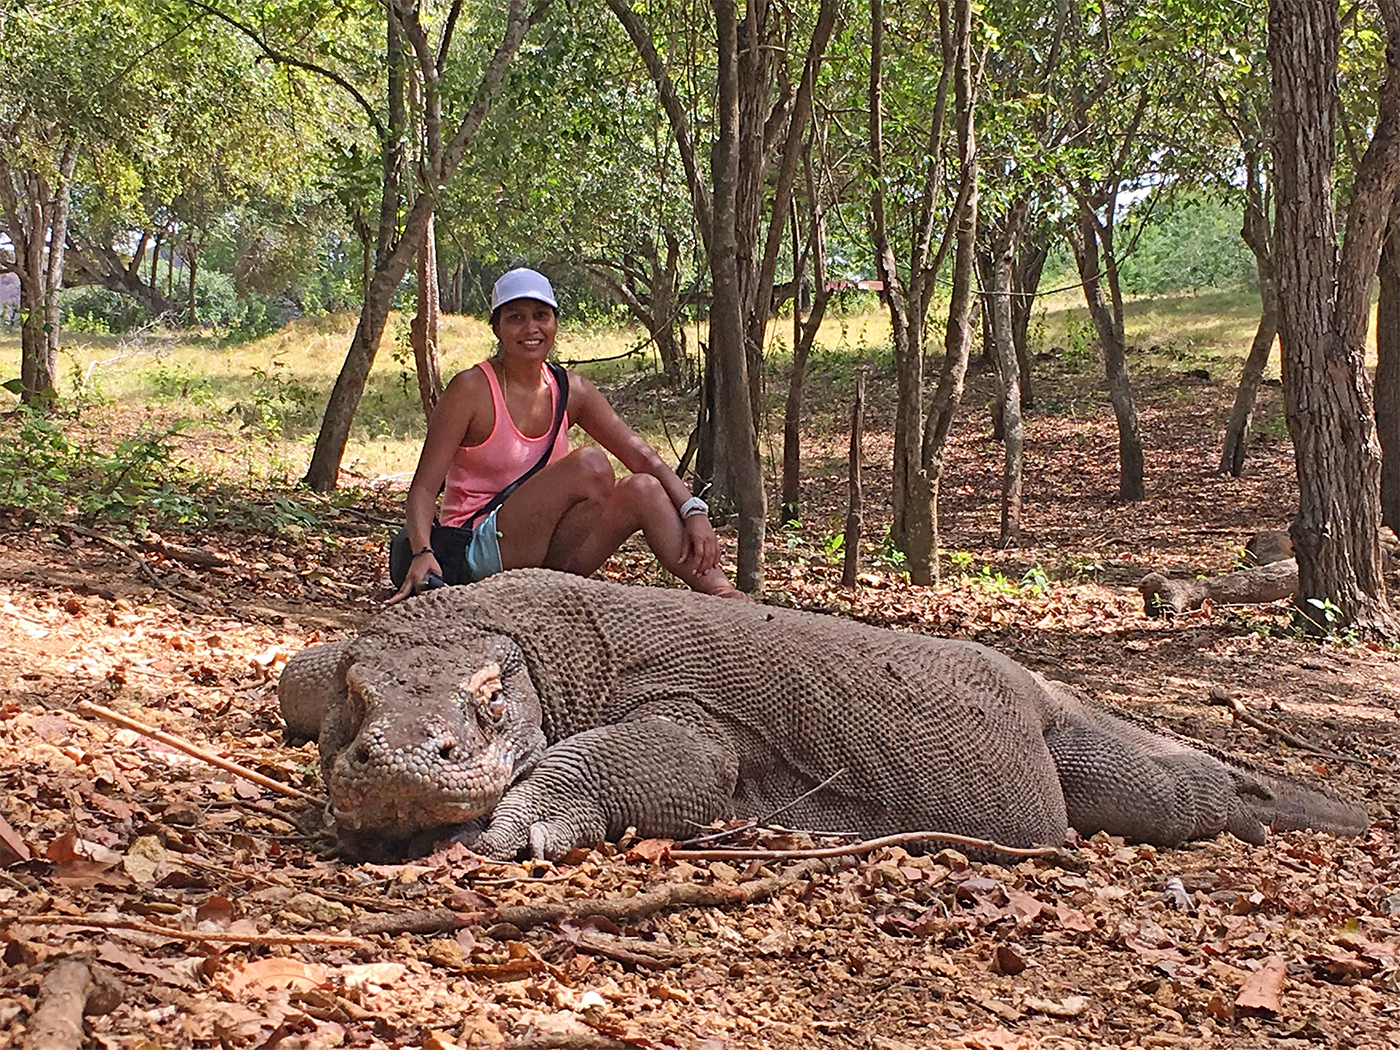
[388, 550, 443, 604]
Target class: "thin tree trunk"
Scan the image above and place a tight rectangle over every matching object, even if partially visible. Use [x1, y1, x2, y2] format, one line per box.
[302, 0, 545, 491]
[868, 0, 954, 575]
[781, 153, 832, 524]
[411, 212, 444, 420]
[922, 0, 979, 584]
[0, 144, 75, 407]
[1219, 165, 1278, 476]
[1010, 228, 1046, 410]
[1070, 207, 1144, 500]
[709, 0, 765, 592]
[186, 244, 198, 328]
[42, 144, 76, 376]
[1379, 204, 1400, 532]
[988, 202, 1026, 547]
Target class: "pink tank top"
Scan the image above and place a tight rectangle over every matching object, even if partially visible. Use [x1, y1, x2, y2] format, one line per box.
[439, 361, 570, 528]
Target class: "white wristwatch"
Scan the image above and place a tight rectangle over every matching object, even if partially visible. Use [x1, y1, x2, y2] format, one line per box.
[679, 495, 709, 519]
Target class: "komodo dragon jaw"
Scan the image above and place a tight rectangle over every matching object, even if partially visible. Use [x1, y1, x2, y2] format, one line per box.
[324, 641, 547, 834]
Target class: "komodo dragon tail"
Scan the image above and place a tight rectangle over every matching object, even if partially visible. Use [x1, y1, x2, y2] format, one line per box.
[1229, 765, 1371, 838]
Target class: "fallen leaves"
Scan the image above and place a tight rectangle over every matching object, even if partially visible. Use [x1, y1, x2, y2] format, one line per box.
[0, 397, 1398, 1050]
[1235, 955, 1287, 1014]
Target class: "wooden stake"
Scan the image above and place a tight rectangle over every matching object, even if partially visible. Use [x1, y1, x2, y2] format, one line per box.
[841, 367, 867, 587]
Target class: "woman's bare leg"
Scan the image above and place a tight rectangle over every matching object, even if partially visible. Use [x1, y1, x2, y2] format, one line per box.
[493, 448, 615, 569]
[556, 473, 739, 595]
[493, 448, 739, 595]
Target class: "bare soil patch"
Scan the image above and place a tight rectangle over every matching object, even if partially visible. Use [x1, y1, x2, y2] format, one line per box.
[1, 355, 1398, 1049]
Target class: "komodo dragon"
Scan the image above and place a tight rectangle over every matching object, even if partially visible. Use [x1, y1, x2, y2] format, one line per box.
[278, 569, 1368, 860]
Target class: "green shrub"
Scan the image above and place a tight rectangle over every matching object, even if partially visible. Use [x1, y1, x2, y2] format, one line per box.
[60, 287, 148, 333]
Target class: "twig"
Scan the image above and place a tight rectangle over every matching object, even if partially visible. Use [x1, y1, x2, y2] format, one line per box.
[352, 857, 832, 937]
[1208, 687, 1367, 767]
[134, 535, 231, 569]
[74, 699, 326, 806]
[564, 929, 688, 970]
[680, 767, 849, 847]
[670, 829, 1062, 862]
[8, 914, 365, 948]
[61, 524, 211, 611]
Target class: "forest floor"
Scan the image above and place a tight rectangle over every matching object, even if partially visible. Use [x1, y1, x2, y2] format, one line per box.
[1, 345, 1399, 1049]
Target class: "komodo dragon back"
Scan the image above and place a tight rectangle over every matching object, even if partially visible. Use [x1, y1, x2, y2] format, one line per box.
[277, 569, 1369, 859]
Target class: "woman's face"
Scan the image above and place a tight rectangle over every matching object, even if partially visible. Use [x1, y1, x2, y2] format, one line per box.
[493, 298, 558, 361]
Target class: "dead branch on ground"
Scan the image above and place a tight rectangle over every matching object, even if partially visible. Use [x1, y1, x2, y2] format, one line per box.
[74, 699, 326, 805]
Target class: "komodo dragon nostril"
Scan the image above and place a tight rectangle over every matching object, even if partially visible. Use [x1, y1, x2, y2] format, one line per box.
[439, 739, 459, 761]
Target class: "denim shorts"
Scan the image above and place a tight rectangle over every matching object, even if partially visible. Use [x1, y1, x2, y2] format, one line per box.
[457, 507, 504, 583]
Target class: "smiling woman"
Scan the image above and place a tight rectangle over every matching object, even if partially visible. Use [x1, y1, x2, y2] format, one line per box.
[389, 268, 744, 603]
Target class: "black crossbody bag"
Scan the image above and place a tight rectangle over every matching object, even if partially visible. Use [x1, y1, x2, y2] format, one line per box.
[389, 361, 570, 587]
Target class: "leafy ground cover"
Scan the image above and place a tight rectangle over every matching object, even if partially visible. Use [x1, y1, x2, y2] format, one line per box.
[2, 301, 1398, 1049]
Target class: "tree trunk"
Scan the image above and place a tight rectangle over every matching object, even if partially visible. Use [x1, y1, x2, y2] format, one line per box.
[781, 169, 832, 525]
[304, 215, 423, 490]
[709, 0, 765, 593]
[186, 243, 198, 328]
[1219, 162, 1278, 477]
[987, 201, 1026, 547]
[1379, 206, 1400, 532]
[1269, 0, 1400, 636]
[921, 0, 979, 584]
[302, 0, 545, 491]
[868, 0, 947, 574]
[604, 0, 835, 591]
[841, 367, 866, 587]
[1069, 205, 1144, 500]
[1, 143, 76, 407]
[1010, 228, 1047, 410]
[65, 240, 177, 319]
[411, 212, 444, 421]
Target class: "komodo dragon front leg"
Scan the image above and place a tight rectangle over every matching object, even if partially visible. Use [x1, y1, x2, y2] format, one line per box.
[473, 704, 741, 861]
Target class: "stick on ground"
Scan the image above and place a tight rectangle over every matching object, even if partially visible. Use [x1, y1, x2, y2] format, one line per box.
[74, 699, 326, 806]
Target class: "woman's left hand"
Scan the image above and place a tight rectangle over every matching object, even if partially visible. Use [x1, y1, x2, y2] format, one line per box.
[681, 514, 721, 575]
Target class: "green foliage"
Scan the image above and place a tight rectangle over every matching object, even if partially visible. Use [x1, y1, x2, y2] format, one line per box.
[142, 363, 217, 409]
[234, 361, 315, 441]
[819, 530, 845, 559]
[1297, 597, 1360, 645]
[876, 530, 908, 573]
[1061, 316, 1097, 369]
[1117, 196, 1258, 296]
[0, 407, 200, 525]
[0, 403, 325, 532]
[61, 287, 147, 333]
[950, 556, 1050, 596]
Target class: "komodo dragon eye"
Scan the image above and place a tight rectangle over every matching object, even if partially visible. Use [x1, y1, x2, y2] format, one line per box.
[460, 662, 507, 724]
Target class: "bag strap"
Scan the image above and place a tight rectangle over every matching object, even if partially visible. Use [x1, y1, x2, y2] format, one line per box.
[464, 361, 570, 528]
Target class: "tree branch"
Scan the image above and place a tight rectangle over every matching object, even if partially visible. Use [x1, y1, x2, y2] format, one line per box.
[177, 0, 387, 141]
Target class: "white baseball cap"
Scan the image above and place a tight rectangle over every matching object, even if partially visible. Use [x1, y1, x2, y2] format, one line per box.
[491, 267, 558, 312]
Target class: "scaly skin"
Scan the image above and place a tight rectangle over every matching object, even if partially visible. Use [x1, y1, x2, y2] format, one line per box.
[277, 570, 1371, 860]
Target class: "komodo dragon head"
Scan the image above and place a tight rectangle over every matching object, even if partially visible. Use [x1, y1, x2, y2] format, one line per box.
[323, 633, 548, 840]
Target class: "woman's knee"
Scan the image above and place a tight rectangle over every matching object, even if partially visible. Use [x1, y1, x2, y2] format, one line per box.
[564, 447, 615, 501]
[614, 471, 666, 511]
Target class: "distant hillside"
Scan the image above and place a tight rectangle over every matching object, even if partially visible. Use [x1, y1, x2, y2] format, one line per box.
[0, 273, 16, 309]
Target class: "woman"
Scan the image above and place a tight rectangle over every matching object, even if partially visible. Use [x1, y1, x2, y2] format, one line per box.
[389, 267, 741, 603]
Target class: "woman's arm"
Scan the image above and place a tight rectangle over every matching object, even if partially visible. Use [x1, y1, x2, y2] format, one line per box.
[388, 370, 483, 603]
